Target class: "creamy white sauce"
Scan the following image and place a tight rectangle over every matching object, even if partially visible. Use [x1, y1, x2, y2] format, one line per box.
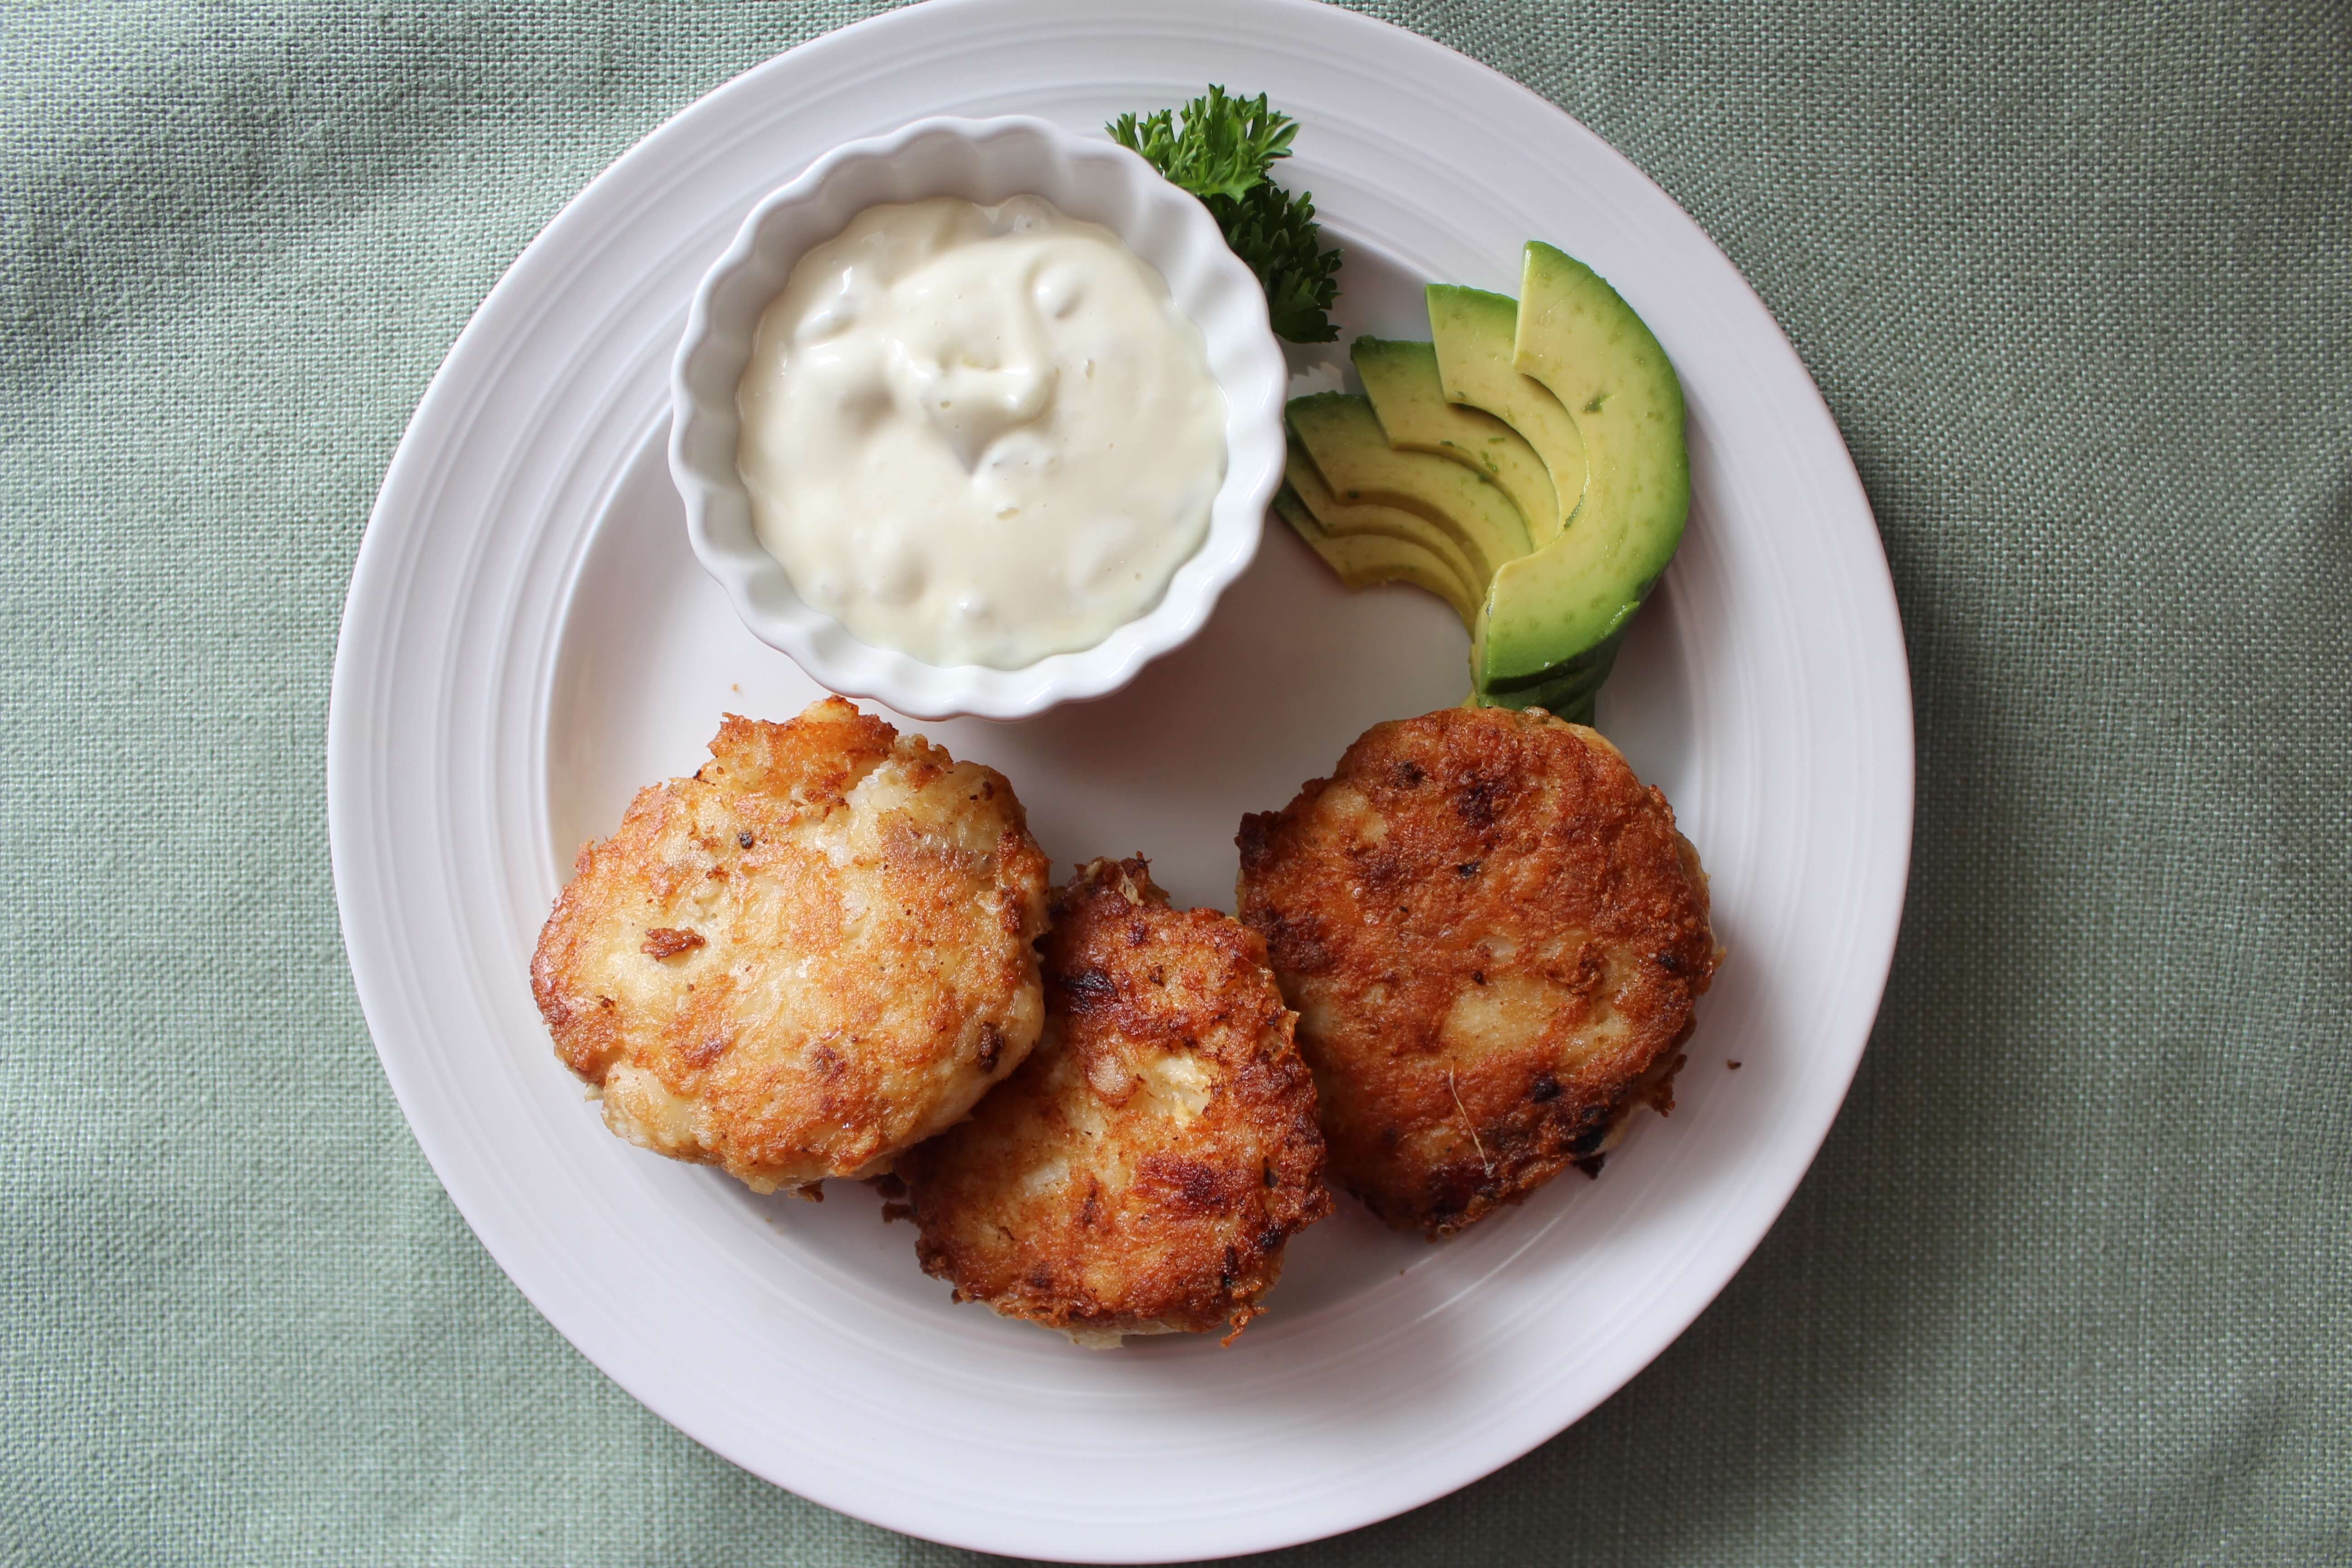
[736, 195, 1227, 669]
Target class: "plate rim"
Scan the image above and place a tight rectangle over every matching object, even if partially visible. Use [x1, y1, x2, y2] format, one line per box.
[328, 0, 1916, 1558]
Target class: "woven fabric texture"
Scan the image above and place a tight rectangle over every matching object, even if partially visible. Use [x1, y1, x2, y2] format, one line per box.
[3, 0, 2346, 1563]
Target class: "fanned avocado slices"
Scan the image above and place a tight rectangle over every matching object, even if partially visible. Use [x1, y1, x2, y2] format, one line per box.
[1271, 245, 1688, 728]
[1273, 486, 1480, 627]
[1426, 286, 1588, 548]
[1351, 337, 1560, 548]
[1283, 436, 1485, 607]
[1285, 393, 1530, 582]
[1475, 242, 1688, 721]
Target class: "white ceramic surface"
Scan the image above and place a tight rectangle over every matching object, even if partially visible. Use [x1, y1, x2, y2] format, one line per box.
[671, 115, 1285, 720]
[328, 0, 1915, 1560]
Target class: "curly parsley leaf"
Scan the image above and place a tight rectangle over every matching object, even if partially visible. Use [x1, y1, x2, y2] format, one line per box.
[1109, 87, 1342, 344]
[1216, 181, 1344, 344]
[1107, 85, 1297, 203]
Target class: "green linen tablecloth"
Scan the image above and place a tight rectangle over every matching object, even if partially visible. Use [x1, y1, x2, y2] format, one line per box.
[4, 0, 2346, 1562]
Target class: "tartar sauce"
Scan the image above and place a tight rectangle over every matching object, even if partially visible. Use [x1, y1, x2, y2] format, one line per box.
[735, 195, 1228, 669]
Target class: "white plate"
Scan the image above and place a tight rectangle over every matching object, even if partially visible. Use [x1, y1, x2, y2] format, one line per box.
[327, 1, 1914, 1560]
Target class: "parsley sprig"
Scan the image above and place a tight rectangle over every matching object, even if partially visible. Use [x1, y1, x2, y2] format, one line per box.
[1109, 87, 1343, 344]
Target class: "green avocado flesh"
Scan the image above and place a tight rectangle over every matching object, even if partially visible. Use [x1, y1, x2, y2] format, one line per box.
[1476, 243, 1689, 712]
[1274, 486, 1479, 627]
[1283, 441, 1481, 623]
[1350, 337, 1560, 548]
[1268, 248, 1688, 729]
[1426, 286, 1587, 547]
[1471, 609, 1637, 724]
[1285, 393, 1530, 581]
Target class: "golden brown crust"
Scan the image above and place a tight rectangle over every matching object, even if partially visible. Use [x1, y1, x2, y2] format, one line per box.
[1235, 705, 1717, 1238]
[899, 858, 1331, 1343]
[529, 697, 1051, 1192]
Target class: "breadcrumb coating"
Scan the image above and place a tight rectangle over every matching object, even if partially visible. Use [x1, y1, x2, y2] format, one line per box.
[901, 858, 1331, 1345]
[1236, 705, 1716, 1238]
[531, 697, 1050, 1193]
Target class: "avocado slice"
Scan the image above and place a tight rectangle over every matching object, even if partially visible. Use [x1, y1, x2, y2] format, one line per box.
[1474, 244, 1689, 722]
[1351, 337, 1560, 549]
[1286, 393, 1531, 582]
[1426, 286, 1588, 546]
[1471, 615, 1637, 719]
[1274, 486, 1480, 628]
[1283, 440, 1483, 622]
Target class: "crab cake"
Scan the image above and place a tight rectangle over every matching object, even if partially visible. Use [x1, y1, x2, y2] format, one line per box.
[899, 858, 1330, 1346]
[530, 697, 1050, 1194]
[1235, 705, 1717, 1239]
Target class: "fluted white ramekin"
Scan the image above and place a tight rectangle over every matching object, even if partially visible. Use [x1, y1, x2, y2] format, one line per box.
[669, 115, 1285, 721]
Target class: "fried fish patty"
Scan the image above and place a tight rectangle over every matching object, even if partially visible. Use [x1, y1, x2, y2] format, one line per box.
[1235, 705, 1717, 1238]
[530, 697, 1050, 1193]
[899, 858, 1331, 1345]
